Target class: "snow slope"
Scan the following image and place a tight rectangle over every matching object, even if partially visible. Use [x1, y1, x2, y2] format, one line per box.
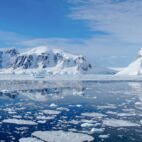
[117, 48, 142, 75]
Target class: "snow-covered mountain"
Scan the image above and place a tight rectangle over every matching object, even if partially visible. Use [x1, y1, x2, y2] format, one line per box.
[117, 48, 142, 75]
[0, 46, 92, 75]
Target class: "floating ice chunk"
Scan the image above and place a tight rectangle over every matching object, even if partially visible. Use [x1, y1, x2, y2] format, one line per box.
[99, 134, 110, 139]
[106, 111, 117, 115]
[103, 119, 140, 127]
[97, 104, 116, 109]
[90, 128, 105, 134]
[19, 137, 43, 142]
[76, 104, 82, 107]
[81, 123, 94, 128]
[32, 130, 94, 142]
[3, 119, 37, 125]
[81, 119, 96, 124]
[117, 112, 136, 117]
[140, 120, 142, 125]
[37, 120, 46, 124]
[56, 107, 69, 111]
[81, 112, 106, 118]
[43, 110, 61, 115]
[12, 115, 22, 119]
[36, 115, 55, 120]
[4, 108, 16, 114]
[49, 103, 57, 108]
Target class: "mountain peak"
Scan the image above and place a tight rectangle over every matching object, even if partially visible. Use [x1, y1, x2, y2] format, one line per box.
[0, 47, 92, 75]
[22, 46, 49, 55]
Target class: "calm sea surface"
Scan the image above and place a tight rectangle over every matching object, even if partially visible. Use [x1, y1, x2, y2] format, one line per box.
[0, 81, 141, 142]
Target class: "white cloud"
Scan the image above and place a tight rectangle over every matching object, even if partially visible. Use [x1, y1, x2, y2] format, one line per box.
[0, 30, 139, 66]
[68, 0, 142, 43]
[0, 30, 29, 48]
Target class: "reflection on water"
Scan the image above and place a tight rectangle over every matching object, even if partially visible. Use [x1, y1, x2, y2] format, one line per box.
[0, 81, 142, 142]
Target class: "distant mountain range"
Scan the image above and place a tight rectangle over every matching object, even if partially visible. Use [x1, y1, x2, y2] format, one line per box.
[0, 46, 116, 75]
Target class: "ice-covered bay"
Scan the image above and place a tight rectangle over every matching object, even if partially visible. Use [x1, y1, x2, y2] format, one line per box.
[0, 81, 141, 142]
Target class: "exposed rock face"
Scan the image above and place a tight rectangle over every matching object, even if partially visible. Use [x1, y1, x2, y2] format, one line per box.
[0, 46, 92, 74]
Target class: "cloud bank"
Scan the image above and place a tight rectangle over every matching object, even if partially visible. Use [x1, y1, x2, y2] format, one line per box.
[68, 0, 142, 44]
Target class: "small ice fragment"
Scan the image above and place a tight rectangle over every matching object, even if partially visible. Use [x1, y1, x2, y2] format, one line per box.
[19, 137, 43, 142]
[76, 104, 82, 107]
[90, 128, 105, 134]
[49, 103, 57, 108]
[43, 110, 61, 115]
[99, 134, 110, 139]
[81, 112, 106, 118]
[81, 123, 94, 128]
[103, 119, 140, 127]
[3, 119, 37, 125]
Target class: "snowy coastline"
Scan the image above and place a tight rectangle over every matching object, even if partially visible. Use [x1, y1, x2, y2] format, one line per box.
[0, 74, 142, 81]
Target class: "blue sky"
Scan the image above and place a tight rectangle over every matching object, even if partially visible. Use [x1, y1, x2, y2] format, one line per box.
[0, 0, 93, 38]
[0, 0, 142, 67]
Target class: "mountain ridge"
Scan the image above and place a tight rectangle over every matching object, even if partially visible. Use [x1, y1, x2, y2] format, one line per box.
[0, 46, 92, 75]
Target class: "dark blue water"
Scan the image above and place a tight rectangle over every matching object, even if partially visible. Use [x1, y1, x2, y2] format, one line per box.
[0, 81, 142, 142]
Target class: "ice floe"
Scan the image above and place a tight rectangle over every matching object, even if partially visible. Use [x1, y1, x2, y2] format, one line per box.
[2, 119, 37, 125]
[90, 128, 105, 134]
[103, 119, 140, 127]
[99, 134, 110, 139]
[97, 104, 116, 109]
[81, 112, 106, 118]
[43, 109, 61, 115]
[81, 123, 94, 128]
[49, 103, 57, 108]
[32, 130, 94, 142]
[56, 107, 69, 111]
[36, 115, 55, 120]
[19, 137, 43, 142]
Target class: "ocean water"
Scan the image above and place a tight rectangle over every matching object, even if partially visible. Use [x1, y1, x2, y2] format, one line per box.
[0, 81, 142, 142]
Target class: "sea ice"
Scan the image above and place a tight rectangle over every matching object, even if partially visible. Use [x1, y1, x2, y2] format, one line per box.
[49, 103, 57, 108]
[2, 119, 37, 125]
[81, 112, 106, 118]
[43, 109, 61, 115]
[99, 134, 110, 139]
[117, 112, 136, 117]
[19, 137, 43, 142]
[36, 115, 55, 120]
[56, 107, 69, 111]
[81, 123, 94, 128]
[32, 130, 94, 142]
[103, 119, 140, 127]
[90, 128, 105, 134]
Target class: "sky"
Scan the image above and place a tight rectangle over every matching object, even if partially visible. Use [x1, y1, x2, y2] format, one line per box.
[0, 0, 142, 67]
